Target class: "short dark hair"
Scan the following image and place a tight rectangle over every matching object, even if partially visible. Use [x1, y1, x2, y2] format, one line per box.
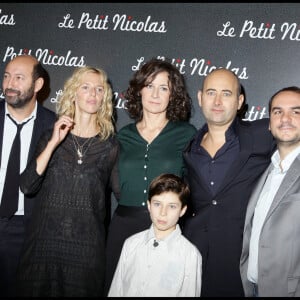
[148, 173, 190, 207]
[268, 86, 300, 114]
[124, 58, 192, 122]
[32, 61, 46, 82]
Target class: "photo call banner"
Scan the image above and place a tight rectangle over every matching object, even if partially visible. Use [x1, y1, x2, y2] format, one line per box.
[0, 3, 299, 130]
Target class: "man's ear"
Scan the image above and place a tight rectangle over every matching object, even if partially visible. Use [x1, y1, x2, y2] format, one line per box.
[198, 90, 202, 108]
[34, 77, 44, 93]
[238, 93, 244, 110]
[147, 200, 151, 213]
[180, 205, 187, 217]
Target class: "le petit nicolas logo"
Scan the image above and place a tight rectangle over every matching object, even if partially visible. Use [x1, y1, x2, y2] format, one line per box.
[58, 13, 167, 33]
[243, 105, 268, 121]
[217, 20, 300, 41]
[132, 56, 248, 79]
[50, 89, 128, 112]
[0, 9, 15, 26]
[2, 47, 86, 67]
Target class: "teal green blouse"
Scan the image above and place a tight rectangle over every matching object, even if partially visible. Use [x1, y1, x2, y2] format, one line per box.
[117, 121, 197, 207]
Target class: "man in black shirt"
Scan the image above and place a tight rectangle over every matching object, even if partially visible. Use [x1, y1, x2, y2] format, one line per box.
[182, 68, 276, 297]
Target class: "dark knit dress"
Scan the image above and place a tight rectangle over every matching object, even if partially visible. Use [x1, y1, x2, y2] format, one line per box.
[17, 130, 119, 297]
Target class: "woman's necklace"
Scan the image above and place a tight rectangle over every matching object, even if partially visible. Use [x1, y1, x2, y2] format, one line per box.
[71, 133, 96, 164]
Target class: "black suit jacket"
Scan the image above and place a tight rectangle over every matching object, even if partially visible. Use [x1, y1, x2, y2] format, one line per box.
[182, 118, 276, 297]
[0, 101, 56, 223]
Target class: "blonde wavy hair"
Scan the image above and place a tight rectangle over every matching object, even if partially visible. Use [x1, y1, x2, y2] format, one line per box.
[56, 66, 115, 140]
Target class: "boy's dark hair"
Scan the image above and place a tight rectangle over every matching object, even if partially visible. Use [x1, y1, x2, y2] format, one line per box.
[148, 173, 190, 207]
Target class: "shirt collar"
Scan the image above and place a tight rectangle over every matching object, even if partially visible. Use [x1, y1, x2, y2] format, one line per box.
[271, 146, 300, 173]
[225, 117, 238, 141]
[5, 101, 37, 124]
[144, 224, 182, 245]
[195, 117, 238, 146]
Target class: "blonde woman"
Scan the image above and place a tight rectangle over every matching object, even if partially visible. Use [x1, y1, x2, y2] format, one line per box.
[16, 66, 119, 297]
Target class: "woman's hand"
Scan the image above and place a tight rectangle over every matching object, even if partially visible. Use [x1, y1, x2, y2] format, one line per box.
[49, 115, 74, 148]
[35, 115, 74, 175]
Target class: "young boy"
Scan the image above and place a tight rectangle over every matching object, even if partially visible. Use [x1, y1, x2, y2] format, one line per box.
[108, 173, 202, 297]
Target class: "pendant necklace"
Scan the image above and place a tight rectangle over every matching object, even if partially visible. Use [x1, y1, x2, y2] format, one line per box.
[71, 133, 96, 164]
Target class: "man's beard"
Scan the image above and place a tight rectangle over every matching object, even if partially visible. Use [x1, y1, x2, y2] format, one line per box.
[4, 84, 35, 109]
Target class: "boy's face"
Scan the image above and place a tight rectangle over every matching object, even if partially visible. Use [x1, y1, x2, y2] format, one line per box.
[147, 191, 187, 239]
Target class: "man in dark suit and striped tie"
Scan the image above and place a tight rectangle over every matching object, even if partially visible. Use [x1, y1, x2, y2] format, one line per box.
[0, 55, 56, 297]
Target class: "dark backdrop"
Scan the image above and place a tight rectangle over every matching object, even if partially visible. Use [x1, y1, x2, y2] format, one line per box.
[1, 3, 299, 215]
[1, 3, 299, 129]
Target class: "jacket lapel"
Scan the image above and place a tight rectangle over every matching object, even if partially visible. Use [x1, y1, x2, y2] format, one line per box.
[0, 102, 50, 166]
[264, 154, 300, 221]
[244, 165, 272, 229]
[0, 101, 5, 166]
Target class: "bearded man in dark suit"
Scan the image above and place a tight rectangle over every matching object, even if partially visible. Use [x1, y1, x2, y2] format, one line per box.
[0, 55, 56, 297]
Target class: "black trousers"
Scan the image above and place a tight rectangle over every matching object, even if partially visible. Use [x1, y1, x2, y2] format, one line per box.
[0, 215, 25, 297]
[104, 205, 151, 296]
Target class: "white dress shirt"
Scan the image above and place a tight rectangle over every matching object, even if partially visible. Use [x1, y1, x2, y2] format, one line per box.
[0, 102, 37, 215]
[108, 224, 202, 297]
[247, 146, 300, 283]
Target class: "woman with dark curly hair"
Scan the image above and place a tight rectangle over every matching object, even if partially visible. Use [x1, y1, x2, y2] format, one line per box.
[104, 58, 197, 294]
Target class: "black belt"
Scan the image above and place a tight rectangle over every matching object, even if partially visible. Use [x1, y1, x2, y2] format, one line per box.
[116, 204, 148, 216]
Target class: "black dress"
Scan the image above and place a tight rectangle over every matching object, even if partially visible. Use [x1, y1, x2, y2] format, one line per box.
[17, 130, 119, 297]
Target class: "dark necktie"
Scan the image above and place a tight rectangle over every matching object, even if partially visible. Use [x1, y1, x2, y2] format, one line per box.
[0, 115, 32, 218]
